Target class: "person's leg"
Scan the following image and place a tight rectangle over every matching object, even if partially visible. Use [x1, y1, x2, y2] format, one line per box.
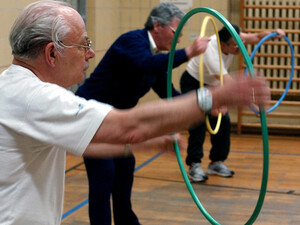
[185, 123, 206, 166]
[206, 113, 234, 177]
[186, 122, 209, 182]
[209, 113, 231, 162]
[112, 156, 140, 225]
[180, 71, 208, 181]
[84, 157, 115, 225]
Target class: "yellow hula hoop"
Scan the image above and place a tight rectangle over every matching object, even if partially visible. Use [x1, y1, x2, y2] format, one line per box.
[199, 16, 223, 135]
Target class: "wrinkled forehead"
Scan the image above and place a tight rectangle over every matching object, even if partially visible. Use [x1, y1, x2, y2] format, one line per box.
[61, 6, 87, 41]
[61, 6, 85, 27]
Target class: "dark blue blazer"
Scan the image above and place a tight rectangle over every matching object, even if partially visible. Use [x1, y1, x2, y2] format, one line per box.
[76, 28, 188, 109]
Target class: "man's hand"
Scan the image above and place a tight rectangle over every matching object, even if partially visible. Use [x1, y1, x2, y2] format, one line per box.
[211, 71, 271, 110]
[275, 28, 285, 38]
[133, 133, 186, 152]
[185, 36, 210, 59]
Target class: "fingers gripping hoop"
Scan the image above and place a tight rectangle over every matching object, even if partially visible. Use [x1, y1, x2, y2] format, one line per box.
[167, 7, 269, 225]
[199, 16, 223, 135]
[247, 32, 295, 114]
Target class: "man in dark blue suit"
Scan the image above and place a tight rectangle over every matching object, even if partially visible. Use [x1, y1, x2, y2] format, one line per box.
[76, 2, 210, 224]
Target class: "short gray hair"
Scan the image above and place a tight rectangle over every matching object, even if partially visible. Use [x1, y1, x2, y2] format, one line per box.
[9, 0, 72, 60]
[144, 2, 185, 30]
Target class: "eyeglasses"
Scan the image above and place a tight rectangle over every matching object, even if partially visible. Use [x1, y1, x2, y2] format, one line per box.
[168, 26, 182, 37]
[59, 38, 92, 52]
[168, 26, 176, 34]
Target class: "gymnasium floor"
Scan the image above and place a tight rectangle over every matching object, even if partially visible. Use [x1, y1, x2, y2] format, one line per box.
[62, 132, 300, 225]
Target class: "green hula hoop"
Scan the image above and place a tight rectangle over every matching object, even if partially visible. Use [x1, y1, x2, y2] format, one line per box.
[167, 7, 269, 225]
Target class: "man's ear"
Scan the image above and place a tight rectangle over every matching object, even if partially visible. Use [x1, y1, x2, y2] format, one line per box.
[44, 42, 57, 67]
[153, 22, 161, 33]
[220, 41, 227, 50]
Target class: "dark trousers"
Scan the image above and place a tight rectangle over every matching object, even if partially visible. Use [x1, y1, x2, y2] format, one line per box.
[84, 156, 140, 225]
[180, 70, 231, 166]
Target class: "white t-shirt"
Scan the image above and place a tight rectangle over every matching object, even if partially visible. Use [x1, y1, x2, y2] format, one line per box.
[0, 65, 112, 225]
[186, 34, 234, 86]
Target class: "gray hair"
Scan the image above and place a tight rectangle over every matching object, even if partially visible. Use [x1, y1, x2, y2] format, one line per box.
[144, 2, 185, 30]
[9, 0, 72, 60]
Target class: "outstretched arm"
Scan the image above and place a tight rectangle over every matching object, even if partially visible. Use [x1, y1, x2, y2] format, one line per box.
[91, 75, 270, 145]
[240, 28, 286, 44]
[84, 133, 184, 158]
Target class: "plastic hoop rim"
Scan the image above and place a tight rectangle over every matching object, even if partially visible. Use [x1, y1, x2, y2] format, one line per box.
[167, 7, 269, 225]
[247, 32, 294, 114]
[199, 16, 223, 135]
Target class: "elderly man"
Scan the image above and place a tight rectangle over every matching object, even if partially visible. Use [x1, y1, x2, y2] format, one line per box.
[0, 1, 270, 224]
[75, 2, 210, 225]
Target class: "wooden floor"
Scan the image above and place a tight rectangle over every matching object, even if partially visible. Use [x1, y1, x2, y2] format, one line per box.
[62, 132, 300, 225]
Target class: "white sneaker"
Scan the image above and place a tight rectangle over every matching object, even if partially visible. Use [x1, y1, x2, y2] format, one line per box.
[206, 161, 235, 177]
[188, 163, 208, 182]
